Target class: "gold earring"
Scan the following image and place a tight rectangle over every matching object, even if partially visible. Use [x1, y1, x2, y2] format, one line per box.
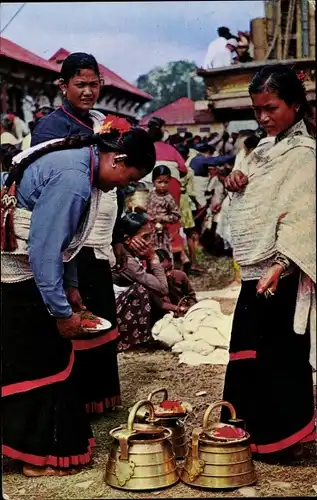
[112, 162, 116, 168]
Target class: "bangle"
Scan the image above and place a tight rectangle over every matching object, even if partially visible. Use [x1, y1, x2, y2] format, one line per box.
[273, 252, 291, 271]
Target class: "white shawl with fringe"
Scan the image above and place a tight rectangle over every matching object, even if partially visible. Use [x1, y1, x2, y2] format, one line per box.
[229, 122, 316, 368]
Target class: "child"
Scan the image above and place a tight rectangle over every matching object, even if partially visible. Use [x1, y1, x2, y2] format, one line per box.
[151, 249, 197, 320]
[146, 165, 183, 258]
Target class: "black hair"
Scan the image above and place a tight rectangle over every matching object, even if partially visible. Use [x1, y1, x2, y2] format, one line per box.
[156, 248, 172, 263]
[196, 143, 215, 155]
[244, 134, 261, 151]
[148, 116, 166, 128]
[168, 133, 183, 146]
[120, 211, 149, 238]
[249, 64, 316, 138]
[2, 127, 156, 189]
[60, 52, 100, 83]
[175, 143, 189, 161]
[0, 144, 22, 172]
[217, 27, 232, 40]
[147, 116, 165, 143]
[152, 164, 171, 182]
[237, 129, 255, 139]
[193, 135, 202, 142]
[183, 131, 193, 140]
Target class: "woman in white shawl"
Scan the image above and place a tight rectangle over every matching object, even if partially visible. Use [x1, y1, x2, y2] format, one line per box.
[221, 65, 316, 463]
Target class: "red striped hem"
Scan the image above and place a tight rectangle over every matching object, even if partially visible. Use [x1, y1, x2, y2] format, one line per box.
[230, 350, 257, 361]
[300, 429, 317, 443]
[2, 437, 95, 468]
[85, 395, 121, 414]
[250, 415, 316, 454]
[72, 327, 118, 351]
[2, 349, 75, 397]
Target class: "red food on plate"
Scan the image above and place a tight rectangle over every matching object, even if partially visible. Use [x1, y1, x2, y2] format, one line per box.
[80, 315, 102, 329]
[214, 425, 245, 438]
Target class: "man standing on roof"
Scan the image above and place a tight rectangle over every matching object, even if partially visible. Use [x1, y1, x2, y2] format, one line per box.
[203, 27, 238, 69]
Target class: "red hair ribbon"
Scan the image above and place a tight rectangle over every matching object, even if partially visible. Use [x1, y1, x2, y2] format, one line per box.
[297, 71, 307, 82]
[100, 114, 131, 136]
[7, 113, 15, 121]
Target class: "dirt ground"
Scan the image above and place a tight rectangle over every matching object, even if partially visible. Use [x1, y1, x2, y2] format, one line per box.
[3, 254, 317, 499]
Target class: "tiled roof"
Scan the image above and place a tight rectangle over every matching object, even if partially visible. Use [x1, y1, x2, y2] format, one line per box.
[49, 48, 152, 102]
[140, 97, 197, 126]
[0, 36, 59, 73]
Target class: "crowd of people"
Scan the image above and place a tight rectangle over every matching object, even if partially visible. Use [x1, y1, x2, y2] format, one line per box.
[1, 50, 316, 479]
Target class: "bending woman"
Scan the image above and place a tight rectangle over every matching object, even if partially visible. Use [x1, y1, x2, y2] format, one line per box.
[112, 212, 169, 351]
[1, 126, 155, 476]
[221, 65, 316, 462]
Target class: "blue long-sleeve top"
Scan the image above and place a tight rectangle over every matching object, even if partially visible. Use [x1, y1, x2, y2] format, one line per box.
[2, 146, 98, 318]
[190, 153, 236, 177]
[31, 99, 124, 244]
[31, 99, 94, 146]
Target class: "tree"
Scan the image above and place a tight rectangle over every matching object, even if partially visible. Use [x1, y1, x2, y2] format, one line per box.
[135, 60, 206, 116]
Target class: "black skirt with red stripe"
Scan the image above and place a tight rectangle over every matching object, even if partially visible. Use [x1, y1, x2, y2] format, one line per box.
[72, 247, 121, 414]
[221, 272, 316, 456]
[2, 279, 94, 468]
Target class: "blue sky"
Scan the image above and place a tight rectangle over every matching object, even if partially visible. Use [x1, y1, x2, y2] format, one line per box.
[1, 2, 265, 83]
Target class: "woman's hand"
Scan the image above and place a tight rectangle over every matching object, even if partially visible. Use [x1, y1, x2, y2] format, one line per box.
[113, 242, 127, 271]
[56, 313, 83, 339]
[256, 263, 284, 297]
[138, 241, 157, 261]
[129, 236, 150, 256]
[224, 170, 248, 192]
[177, 305, 189, 317]
[211, 202, 222, 214]
[66, 287, 86, 313]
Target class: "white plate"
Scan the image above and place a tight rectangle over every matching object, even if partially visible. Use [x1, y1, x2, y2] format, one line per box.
[81, 316, 112, 333]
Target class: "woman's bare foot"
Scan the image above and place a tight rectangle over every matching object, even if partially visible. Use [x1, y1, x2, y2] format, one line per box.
[23, 464, 79, 477]
[189, 265, 203, 274]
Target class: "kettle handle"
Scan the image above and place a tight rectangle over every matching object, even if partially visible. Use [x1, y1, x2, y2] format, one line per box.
[191, 426, 203, 459]
[202, 400, 236, 429]
[127, 399, 155, 431]
[147, 388, 168, 403]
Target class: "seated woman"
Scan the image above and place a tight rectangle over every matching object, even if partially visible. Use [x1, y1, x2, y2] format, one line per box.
[112, 212, 169, 351]
[151, 249, 198, 321]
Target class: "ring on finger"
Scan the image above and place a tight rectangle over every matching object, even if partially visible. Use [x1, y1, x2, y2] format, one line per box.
[264, 288, 275, 298]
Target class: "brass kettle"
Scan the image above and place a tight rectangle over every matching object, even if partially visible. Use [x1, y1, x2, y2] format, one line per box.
[105, 399, 179, 491]
[181, 401, 256, 489]
[131, 388, 190, 460]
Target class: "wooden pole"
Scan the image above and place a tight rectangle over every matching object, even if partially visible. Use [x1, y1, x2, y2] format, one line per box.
[251, 18, 268, 60]
[308, 1, 316, 57]
[296, 0, 303, 58]
[276, 1, 283, 59]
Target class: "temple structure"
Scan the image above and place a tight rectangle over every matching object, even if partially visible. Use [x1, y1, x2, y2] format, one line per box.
[196, 0, 316, 126]
[0, 39, 152, 122]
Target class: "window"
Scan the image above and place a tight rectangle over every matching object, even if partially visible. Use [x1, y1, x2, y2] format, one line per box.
[200, 127, 210, 133]
[177, 127, 187, 133]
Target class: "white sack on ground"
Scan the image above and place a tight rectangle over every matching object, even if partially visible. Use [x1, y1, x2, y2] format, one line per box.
[151, 298, 234, 366]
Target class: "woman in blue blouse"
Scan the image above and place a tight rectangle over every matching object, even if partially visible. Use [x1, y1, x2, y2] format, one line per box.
[1, 125, 155, 476]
